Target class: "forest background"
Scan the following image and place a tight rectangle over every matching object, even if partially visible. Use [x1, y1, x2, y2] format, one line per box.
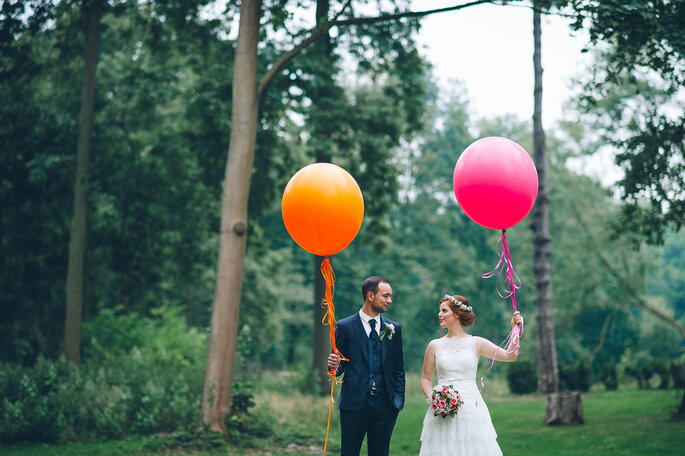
[1, 0, 684, 452]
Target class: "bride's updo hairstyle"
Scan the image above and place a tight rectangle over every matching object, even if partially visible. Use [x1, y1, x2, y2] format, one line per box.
[441, 294, 475, 327]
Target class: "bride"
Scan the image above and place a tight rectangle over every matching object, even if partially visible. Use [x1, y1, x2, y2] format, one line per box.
[419, 294, 523, 456]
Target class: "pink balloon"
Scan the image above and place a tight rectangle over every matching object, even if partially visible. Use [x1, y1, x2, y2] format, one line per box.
[453, 137, 538, 230]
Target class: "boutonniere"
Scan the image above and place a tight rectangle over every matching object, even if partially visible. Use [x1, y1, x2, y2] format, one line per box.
[379, 323, 395, 341]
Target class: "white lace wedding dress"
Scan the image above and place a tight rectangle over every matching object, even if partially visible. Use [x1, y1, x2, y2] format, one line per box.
[419, 335, 503, 456]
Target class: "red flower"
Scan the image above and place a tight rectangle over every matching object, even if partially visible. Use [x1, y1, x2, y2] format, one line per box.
[432, 404, 438, 410]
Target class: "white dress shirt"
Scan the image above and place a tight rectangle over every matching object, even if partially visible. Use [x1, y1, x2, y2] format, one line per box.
[358, 309, 381, 338]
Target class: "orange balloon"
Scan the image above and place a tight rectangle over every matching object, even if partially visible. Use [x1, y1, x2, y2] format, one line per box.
[282, 163, 364, 256]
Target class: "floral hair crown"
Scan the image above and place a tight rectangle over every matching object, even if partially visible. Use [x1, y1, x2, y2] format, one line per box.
[444, 294, 472, 313]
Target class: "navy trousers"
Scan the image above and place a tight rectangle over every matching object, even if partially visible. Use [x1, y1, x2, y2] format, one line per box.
[339, 393, 399, 456]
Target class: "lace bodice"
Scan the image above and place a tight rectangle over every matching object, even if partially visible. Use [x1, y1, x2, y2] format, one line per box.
[420, 335, 503, 456]
[435, 335, 478, 385]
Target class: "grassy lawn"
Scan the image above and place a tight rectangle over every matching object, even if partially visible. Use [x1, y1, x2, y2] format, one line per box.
[3, 382, 684, 455]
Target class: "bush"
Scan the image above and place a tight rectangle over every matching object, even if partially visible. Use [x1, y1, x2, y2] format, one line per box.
[650, 359, 670, 389]
[559, 359, 591, 392]
[671, 362, 685, 389]
[506, 361, 538, 394]
[600, 363, 618, 390]
[0, 305, 207, 444]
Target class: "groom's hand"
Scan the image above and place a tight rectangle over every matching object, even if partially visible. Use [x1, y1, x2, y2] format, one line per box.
[328, 352, 341, 371]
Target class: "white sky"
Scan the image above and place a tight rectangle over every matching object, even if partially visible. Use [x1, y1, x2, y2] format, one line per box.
[413, 0, 590, 127]
[412, 1, 625, 185]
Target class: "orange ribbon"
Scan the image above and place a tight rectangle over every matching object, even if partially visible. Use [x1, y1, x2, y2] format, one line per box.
[321, 256, 347, 455]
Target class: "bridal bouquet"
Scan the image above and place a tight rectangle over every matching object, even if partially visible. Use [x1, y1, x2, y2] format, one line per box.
[430, 385, 464, 418]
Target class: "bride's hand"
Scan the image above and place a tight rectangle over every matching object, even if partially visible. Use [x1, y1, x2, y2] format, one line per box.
[511, 311, 523, 329]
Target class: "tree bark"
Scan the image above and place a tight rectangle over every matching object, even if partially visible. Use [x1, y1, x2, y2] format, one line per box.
[531, 6, 559, 395]
[201, 0, 262, 435]
[64, 0, 104, 365]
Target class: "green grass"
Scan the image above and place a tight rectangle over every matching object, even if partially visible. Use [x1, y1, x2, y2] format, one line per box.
[3, 384, 684, 455]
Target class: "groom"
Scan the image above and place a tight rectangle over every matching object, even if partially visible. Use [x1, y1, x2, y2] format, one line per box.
[327, 276, 405, 456]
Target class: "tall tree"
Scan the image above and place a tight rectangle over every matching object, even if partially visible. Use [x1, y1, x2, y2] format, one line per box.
[201, 0, 497, 432]
[64, 0, 104, 365]
[201, 0, 261, 434]
[531, 3, 559, 394]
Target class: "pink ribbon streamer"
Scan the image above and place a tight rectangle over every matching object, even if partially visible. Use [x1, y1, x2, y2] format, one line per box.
[478, 229, 524, 396]
[481, 229, 522, 313]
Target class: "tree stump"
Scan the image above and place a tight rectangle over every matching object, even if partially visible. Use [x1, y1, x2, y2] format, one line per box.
[545, 392, 584, 425]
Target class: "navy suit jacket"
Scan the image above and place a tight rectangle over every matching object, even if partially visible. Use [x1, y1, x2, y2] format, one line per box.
[334, 313, 405, 411]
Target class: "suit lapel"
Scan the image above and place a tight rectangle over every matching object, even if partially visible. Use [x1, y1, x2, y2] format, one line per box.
[353, 314, 369, 363]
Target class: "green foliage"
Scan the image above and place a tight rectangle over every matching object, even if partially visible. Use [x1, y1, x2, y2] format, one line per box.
[566, 1, 685, 244]
[506, 360, 538, 394]
[648, 230, 685, 320]
[559, 359, 592, 392]
[566, 0, 685, 85]
[145, 428, 226, 453]
[0, 305, 206, 443]
[619, 351, 672, 390]
[6, 387, 685, 455]
[672, 362, 685, 389]
[600, 363, 618, 390]
[82, 304, 206, 365]
[0, 0, 224, 363]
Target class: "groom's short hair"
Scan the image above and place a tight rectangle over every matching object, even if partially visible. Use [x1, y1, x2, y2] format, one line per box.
[362, 276, 389, 301]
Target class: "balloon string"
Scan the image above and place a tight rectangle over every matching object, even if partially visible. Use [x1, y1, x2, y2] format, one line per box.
[478, 323, 523, 394]
[481, 229, 522, 310]
[479, 229, 524, 395]
[320, 256, 347, 456]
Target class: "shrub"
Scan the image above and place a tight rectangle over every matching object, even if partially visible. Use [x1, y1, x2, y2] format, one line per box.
[600, 363, 618, 390]
[650, 359, 670, 389]
[559, 359, 591, 392]
[0, 305, 207, 444]
[671, 362, 685, 389]
[506, 360, 538, 394]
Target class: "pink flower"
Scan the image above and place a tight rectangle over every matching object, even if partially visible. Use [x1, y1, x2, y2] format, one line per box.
[439, 400, 446, 408]
[432, 404, 437, 410]
[450, 398, 457, 404]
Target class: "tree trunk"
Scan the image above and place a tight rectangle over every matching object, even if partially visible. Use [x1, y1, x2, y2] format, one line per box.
[531, 6, 559, 395]
[310, 0, 338, 396]
[545, 392, 584, 425]
[201, 0, 262, 435]
[313, 254, 330, 394]
[64, 0, 104, 365]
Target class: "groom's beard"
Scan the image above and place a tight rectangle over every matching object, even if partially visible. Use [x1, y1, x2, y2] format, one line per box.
[371, 301, 388, 314]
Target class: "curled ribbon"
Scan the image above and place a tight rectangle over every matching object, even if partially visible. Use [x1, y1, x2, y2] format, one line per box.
[481, 229, 522, 313]
[478, 229, 524, 396]
[320, 256, 348, 456]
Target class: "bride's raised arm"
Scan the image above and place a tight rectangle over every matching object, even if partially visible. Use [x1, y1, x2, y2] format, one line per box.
[476, 336, 518, 362]
[420, 340, 437, 399]
[476, 311, 522, 362]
